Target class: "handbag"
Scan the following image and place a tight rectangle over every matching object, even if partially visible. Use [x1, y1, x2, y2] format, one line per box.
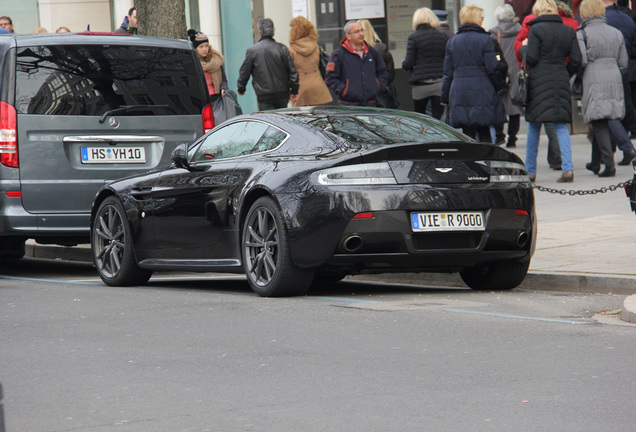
[510, 55, 528, 107]
[211, 89, 243, 126]
[571, 74, 583, 100]
[491, 29, 510, 93]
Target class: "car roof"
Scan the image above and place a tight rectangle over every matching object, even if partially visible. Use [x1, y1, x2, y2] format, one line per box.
[0, 33, 194, 50]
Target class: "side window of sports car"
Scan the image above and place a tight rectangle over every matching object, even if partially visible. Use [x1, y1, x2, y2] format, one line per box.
[190, 121, 272, 162]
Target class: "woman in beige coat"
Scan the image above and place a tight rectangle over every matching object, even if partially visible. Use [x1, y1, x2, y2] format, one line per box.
[288, 16, 333, 107]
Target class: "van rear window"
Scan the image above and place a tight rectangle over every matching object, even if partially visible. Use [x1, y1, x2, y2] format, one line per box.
[15, 45, 205, 116]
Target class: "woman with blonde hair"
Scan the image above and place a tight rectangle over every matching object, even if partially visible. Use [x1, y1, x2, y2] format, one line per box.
[288, 16, 333, 107]
[519, 0, 581, 182]
[578, 0, 628, 177]
[358, 19, 395, 85]
[441, 4, 505, 140]
[402, 7, 448, 118]
[187, 29, 228, 100]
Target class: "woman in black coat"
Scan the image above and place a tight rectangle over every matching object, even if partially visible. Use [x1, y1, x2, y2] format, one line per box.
[441, 4, 506, 141]
[519, 0, 581, 182]
[402, 7, 449, 119]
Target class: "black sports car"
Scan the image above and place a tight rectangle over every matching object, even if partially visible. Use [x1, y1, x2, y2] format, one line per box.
[627, 159, 636, 214]
[90, 107, 536, 296]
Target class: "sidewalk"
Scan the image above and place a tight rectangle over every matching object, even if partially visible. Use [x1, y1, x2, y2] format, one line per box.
[24, 132, 636, 320]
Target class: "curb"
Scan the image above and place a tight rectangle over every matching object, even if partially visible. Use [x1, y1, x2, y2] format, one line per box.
[25, 242, 636, 322]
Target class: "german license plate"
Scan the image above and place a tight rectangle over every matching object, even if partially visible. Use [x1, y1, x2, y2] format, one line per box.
[411, 211, 485, 232]
[81, 146, 146, 164]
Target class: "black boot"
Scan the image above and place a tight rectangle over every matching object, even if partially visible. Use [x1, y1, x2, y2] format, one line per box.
[598, 166, 616, 177]
[585, 162, 600, 174]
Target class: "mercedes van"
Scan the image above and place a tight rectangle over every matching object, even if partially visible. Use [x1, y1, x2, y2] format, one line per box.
[0, 33, 213, 257]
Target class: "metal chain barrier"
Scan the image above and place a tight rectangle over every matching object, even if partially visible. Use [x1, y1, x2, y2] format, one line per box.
[533, 178, 633, 195]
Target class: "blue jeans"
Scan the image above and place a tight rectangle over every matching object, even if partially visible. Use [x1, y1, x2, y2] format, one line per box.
[526, 122, 573, 175]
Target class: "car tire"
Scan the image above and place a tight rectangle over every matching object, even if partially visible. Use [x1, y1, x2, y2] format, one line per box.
[0, 238, 26, 259]
[460, 260, 530, 291]
[242, 196, 314, 297]
[92, 196, 152, 286]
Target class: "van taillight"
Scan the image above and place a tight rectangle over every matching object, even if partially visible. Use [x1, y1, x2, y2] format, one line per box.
[202, 103, 215, 134]
[0, 101, 18, 168]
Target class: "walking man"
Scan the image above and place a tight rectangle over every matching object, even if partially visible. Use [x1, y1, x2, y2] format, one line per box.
[237, 18, 299, 111]
[325, 21, 388, 106]
[115, 7, 138, 35]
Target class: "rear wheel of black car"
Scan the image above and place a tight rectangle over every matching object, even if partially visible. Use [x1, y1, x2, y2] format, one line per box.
[242, 197, 314, 297]
[460, 260, 530, 291]
[92, 196, 152, 286]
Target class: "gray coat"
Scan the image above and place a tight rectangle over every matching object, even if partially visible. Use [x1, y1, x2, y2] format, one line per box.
[578, 17, 628, 124]
[489, 21, 524, 116]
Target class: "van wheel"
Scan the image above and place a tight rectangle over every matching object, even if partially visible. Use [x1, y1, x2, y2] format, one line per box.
[460, 260, 530, 291]
[92, 196, 152, 286]
[0, 238, 25, 259]
[242, 197, 314, 297]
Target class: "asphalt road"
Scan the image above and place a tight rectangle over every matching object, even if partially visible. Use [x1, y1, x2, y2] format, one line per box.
[1, 258, 635, 432]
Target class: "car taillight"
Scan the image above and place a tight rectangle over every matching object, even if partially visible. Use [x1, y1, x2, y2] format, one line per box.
[202, 103, 215, 134]
[0, 101, 18, 168]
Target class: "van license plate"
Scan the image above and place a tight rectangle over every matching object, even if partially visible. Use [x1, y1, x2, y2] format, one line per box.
[411, 211, 485, 232]
[81, 146, 146, 164]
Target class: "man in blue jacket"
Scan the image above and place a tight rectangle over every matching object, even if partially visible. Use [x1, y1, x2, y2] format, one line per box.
[325, 21, 388, 106]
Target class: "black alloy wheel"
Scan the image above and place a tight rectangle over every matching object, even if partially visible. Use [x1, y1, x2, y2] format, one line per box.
[242, 196, 314, 297]
[92, 196, 152, 286]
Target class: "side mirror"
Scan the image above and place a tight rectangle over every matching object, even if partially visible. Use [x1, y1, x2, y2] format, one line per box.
[171, 143, 189, 168]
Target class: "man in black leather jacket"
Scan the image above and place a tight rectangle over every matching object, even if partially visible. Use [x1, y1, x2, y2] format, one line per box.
[237, 18, 299, 110]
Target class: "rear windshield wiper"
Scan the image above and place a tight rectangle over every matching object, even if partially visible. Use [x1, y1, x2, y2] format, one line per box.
[99, 105, 172, 123]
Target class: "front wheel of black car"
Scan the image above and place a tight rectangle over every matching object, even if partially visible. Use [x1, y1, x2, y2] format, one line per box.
[242, 197, 314, 297]
[92, 196, 152, 286]
[460, 260, 530, 291]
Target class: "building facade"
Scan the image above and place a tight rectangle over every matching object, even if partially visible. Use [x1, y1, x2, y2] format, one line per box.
[4, 0, 511, 113]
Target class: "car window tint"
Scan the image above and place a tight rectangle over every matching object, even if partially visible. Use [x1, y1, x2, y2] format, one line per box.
[190, 121, 274, 162]
[15, 45, 204, 116]
[299, 113, 467, 144]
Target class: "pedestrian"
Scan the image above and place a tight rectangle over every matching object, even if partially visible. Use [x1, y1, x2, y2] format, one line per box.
[433, 9, 455, 39]
[520, 0, 582, 183]
[359, 19, 398, 108]
[441, 4, 506, 142]
[324, 20, 388, 106]
[578, 0, 629, 177]
[505, 0, 535, 23]
[514, 0, 579, 169]
[55, 26, 71, 33]
[0, 28, 9, 35]
[32, 27, 48, 33]
[489, 4, 524, 147]
[188, 29, 228, 101]
[0, 16, 13, 33]
[115, 7, 138, 35]
[402, 7, 448, 119]
[288, 16, 333, 107]
[237, 18, 299, 111]
[602, 0, 636, 165]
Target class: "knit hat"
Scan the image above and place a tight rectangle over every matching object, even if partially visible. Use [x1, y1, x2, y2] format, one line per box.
[187, 28, 209, 48]
[258, 18, 274, 38]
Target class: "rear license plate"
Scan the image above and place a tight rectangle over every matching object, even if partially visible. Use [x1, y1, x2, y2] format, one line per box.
[81, 146, 146, 164]
[411, 211, 485, 232]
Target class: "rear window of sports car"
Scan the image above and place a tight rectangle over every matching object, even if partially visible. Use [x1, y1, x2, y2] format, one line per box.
[295, 114, 468, 145]
[15, 45, 205, 116]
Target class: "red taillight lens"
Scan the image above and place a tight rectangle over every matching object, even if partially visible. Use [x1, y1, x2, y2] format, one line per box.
[353, 212, 374, 219]
[202, 103, 215, 134]
[515, 209, 529, 216]
[0, 101, 18, 168]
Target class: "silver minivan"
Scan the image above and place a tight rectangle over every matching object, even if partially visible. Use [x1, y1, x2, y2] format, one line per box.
[0, 33, 213, 258]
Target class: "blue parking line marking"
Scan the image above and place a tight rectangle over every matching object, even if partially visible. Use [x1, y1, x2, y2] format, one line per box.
[443, 308, 595, 325]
